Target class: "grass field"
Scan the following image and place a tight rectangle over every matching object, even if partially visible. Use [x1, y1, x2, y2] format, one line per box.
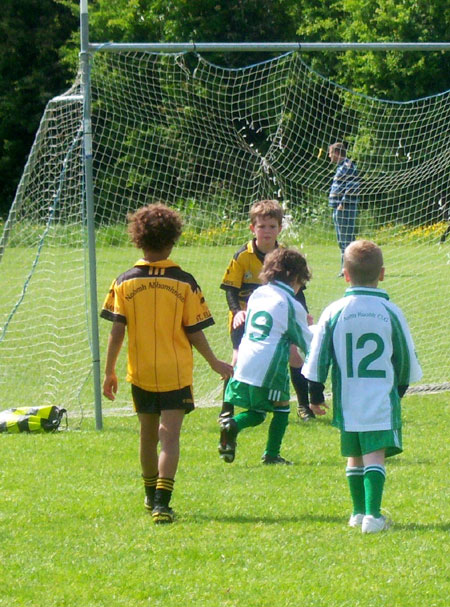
[94, 237, 449, 410]
[0, 228, 448, 605]
[1, 392, 448, 607]
[0, 237, 448, 414]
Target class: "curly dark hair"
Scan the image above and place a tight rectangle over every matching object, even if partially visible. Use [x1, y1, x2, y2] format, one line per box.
[259, 247, 311, 287]
[127, 203, 183, 251]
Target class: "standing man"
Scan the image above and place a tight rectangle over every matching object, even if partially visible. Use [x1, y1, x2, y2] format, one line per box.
[328, 142, 360, 276]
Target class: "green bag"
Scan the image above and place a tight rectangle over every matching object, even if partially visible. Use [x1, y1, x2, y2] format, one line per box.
[0, 405, 67, 433]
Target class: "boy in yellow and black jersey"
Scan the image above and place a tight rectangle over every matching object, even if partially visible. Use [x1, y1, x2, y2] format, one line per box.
[101, 261, 215, 393]
[101, 203, 232, 524]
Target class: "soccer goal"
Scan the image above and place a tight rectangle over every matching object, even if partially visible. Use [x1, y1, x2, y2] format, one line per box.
[1, 3, 449, 427]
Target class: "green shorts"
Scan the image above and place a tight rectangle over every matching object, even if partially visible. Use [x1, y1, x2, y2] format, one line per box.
[224, 378, 290, 412]
[340, 428, 402, 458]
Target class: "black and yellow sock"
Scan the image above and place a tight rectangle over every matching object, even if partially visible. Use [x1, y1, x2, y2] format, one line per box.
[264, 408, 289, 458]
[142, 473, 158, 509]
[346, 466, 365, 515]
[154, 477, 175, 509]
[364, 465, 386, 518]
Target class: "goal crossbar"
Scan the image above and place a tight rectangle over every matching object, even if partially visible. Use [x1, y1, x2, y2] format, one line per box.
[89, 42, 450, 54]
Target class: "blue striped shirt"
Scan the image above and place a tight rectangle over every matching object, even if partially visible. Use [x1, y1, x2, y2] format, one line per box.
[329, 158, 359, 208]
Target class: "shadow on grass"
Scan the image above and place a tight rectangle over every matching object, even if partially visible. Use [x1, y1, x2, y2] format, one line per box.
[188, 513, 344, 525]
[221, 459, 343, 468]
[186, 514, 450, 531]
[391, 521, 450, 532]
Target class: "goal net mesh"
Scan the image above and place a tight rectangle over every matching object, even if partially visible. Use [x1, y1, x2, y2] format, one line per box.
[1, 51, 448, 416]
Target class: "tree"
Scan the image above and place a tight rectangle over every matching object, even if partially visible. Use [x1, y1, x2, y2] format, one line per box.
[58, 0, 299, 70]
[58, 0, 450, 98]
[4, 0, 450, 218]
[292, 0, 450, 100]
[0, 0, 77, 217]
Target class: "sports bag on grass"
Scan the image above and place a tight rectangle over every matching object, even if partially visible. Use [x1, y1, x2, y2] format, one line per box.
[0, 405, 67, 433]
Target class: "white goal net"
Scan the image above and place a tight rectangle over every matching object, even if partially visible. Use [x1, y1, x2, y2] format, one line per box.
[1, 50, 449, 418]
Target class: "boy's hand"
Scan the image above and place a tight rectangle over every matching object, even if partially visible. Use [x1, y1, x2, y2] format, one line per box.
[211, 359, 234, 380]
[232, 310, 246, 329]
[307, 313, 314, 326]
[103, 373, 118, 401]
[310, 402, 328, 416]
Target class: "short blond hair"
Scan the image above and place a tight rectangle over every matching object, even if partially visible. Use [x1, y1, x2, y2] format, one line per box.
[249, 199, 283, 226]
[344, 240, 383, 285]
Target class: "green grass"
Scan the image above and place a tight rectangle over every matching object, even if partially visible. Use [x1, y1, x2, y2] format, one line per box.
[94, 238, 449, 401]
[0, 237, 448, 413]
[1, 392, 448, 606]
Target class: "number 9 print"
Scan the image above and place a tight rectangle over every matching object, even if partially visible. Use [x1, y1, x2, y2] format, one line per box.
[248, 311, 273, 342]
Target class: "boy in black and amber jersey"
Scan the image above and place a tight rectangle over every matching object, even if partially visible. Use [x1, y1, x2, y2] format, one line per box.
[101, 203, 232, 524]
[219, 201, 315, 464]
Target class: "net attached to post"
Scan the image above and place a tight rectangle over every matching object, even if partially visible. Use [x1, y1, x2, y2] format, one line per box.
[0, 51, 448, 416]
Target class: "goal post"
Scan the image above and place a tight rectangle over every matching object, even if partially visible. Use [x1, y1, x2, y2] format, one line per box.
[80, 0, 103, 429]
[0, 2, 449, 427]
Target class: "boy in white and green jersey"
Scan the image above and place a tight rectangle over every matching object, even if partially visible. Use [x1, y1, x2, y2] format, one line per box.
[220, 248, 315, 465]
[303, 240, 422, 533]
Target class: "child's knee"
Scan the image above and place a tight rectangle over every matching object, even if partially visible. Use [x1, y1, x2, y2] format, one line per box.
[273, 401, 290, 414]
[289, 345, 303, 366]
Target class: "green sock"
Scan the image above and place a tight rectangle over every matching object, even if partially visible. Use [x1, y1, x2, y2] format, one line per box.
[234, 410, 266, 432]
[346, 466, 365, 515]
[364, 465, 386, 517]
[264, 409, 289, 458]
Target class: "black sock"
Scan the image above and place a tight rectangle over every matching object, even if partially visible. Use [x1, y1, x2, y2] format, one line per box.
[220, 378, 234, 417]
[290, 366, 309, 407]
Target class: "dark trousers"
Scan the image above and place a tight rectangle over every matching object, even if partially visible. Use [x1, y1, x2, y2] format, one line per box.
[332, 206, 357, 264]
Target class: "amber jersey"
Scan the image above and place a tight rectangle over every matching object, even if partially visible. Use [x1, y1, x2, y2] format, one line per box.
[220, 239, 307, 331]
[100, 259, 214, 392]
[220, 239, 264, 302]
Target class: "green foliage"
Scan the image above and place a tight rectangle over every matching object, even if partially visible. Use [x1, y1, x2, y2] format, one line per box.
[95, 223, 130, 247]
[0, 394, 448, 606]
[57, 0, 298, 72]
[56, 1, 450, 96]
[293, 0, 450, 100]
[0, 0, 77, 217]
[4, 0, 450, 224]
[180, 221, 249, 247]
[372, 220, 449, 245]
[1, 214, 446, 250]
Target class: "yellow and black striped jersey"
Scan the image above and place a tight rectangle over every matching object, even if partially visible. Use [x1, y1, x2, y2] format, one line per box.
[220, 239, 266, 309]
[220, 240, 307, 333]
[100, 258, 214, 392]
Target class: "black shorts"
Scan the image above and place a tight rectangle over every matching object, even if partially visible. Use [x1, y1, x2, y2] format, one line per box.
[131, 384, 195, 415]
